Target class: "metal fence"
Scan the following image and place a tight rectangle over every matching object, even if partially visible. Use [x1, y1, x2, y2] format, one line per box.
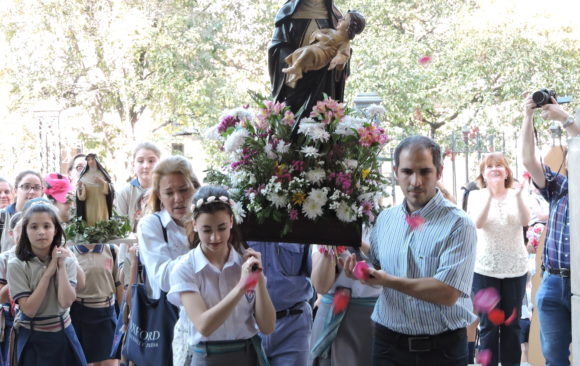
[380, 126, 562, 206]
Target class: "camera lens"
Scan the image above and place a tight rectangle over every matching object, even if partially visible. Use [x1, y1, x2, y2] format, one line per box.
[532, 90, 549, 107]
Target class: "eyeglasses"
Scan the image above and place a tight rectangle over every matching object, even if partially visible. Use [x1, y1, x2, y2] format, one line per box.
[18, 184, 43, 192]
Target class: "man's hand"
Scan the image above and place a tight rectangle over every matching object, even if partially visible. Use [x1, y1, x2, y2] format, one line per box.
[541, 97, 569, 123]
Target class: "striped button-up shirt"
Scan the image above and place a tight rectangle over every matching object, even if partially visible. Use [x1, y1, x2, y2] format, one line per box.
[369, 190, 477, 335]
[538, 166, 570, 270]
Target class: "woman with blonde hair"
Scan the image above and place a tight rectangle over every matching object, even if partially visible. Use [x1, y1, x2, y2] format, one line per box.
[467, 152, 530, 366]
[136, 155, 200, 365]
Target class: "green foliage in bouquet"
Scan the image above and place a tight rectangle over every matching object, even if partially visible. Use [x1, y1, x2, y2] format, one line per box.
[204, 95, 390, 235]
[65, 213, 131, 244]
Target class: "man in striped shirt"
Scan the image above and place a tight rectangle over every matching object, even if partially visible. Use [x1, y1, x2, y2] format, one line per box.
[520, 94, 578, 366]
[344, 135, 477, 366]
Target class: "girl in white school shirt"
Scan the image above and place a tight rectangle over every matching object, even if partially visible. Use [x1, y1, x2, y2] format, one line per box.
[7, 203, 86, 365]
[168, 186, 276, 366]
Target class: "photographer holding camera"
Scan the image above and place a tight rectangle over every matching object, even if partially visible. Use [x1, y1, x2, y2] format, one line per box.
[520, 91, 577, 365]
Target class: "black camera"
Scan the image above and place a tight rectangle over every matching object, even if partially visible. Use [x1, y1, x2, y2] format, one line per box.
[532, 88, 572, 108]
[532, 88, 556, 108]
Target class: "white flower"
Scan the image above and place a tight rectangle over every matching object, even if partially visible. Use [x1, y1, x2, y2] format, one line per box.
[310, 127, 330, 142]
[366, 104, 386, 118]
[223, 128, 249, 153]
[344, 159, 358, 170]
[264, 143, 278, 159]
[204, 125, 221, 140]
[231, 107, 254, 122]
[267, 192, 288, 208]
[232, 201, 246, 223]
[336, 116, 365, 136]
[308, 187, 328, 206]
[335, 201, 357, 222]
[300, 146, 320, 158]
[305, 168, 326, 184]
[276, 141, 291, 154]
[302, 197, 324, 219]
[298, 120, 324, 135]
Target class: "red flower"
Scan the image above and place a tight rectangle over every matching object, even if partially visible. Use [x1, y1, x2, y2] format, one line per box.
[332, 289, 351, 314]
[504, 307, 518, 326]
[488, 308, 505, 326]
[244, 272, 260, 292]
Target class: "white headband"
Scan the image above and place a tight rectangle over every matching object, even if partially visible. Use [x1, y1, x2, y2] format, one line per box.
[194, 195, 235, 210]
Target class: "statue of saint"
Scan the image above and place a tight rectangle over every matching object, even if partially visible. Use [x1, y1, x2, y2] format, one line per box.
[268, 0, 347, 121]
[76, 153, 115, 226]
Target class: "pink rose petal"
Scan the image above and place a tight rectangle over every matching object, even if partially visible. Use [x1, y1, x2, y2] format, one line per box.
[504, 307, 518, 326]
[473, 287, 500, 314]
[353, 261, 370, 280]
[332, 289, 351, 314]
[405, 215, 425, 230]
[476, 349, 492, 366]
[418, 55, 432, 65]
[244, 272, 260, 291]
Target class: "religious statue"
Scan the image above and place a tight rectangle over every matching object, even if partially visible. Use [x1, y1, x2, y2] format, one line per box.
[282, 10, 365, 88]
[76, 153, 115, 226]
[268, 0, 348, 121]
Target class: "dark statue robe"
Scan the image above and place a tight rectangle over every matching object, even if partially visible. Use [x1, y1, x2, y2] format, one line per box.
[268, 0, 348, 123]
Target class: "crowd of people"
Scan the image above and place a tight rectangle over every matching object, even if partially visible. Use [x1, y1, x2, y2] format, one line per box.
[0, 96, 575, 366]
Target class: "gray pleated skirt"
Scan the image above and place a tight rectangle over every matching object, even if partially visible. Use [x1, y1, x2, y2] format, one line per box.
[309, 298, 376, 366]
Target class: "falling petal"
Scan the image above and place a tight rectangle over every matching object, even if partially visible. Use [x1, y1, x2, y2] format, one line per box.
[504, 307, 518, 326]
[405, 215, 425, 230]
[332, 289, 351, 314]
[336, 246, 346, 255]
[418, 55, 432, 65]
[353, 261, 370, 280]
[523, 171, 531, 180]
[488, 308, 506, 326]
[473, 287, 500, 314]
[476, 349, 492, 366]
[245, 272, 260, 292]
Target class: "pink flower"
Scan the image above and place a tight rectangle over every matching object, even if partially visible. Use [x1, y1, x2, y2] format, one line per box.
[292, 160, 305, 172]
[476, 349, 492, 366]
[523, 171, 531, 180]
[282, 111, 295, 126]
[357, 125, 389, 147]
[289, 209, 299, 221]
[405, 214, 425, 230]
[273, 101, 286, 114]
[418, 55, 432, 65]
[217, 115, 237, 134]
[473, 287, 500, 314]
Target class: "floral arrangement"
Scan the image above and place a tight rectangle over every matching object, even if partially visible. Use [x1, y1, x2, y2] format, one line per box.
[65, 214, 131, 244]
[204, 96, 390, 237]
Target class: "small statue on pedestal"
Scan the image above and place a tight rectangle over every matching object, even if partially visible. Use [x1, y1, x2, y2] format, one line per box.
[76, 153, 114, 226]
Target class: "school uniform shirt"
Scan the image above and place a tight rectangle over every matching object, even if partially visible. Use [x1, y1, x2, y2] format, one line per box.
[137, 210, 189, 299]
[72, 244, 120, 300]
[7, 256, 77, 329]
[168, 246, 258, 346]
[0, 248, 16, 285]
[115, 179, 143, 229]
[369, 190, 477, 335]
